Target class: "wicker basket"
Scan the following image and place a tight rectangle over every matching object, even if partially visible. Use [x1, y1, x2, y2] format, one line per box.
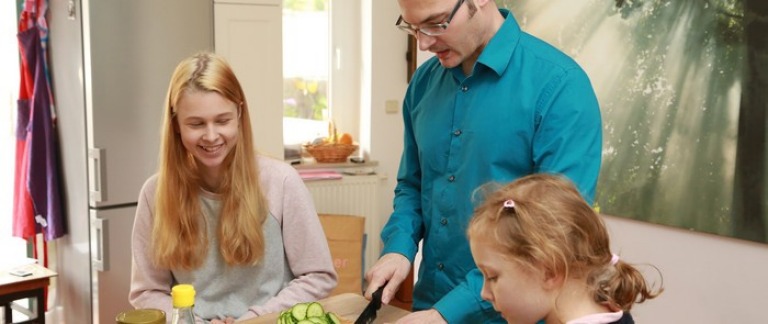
[304, 144, 359, 163]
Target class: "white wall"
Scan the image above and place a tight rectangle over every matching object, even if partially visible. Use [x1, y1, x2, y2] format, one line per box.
[361, 3, 768, 324]
[604, 215, 768, 323]
[362, 0, 406, 224]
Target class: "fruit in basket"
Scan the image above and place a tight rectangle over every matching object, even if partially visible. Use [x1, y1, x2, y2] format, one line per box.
[311, 137, 326, 146]
[277, 302, 346, 324]
[327, 120, 338, 144]
[308, 121, 354, 146]
[338, 133, 353, 145]
[303, 121, 358, 163]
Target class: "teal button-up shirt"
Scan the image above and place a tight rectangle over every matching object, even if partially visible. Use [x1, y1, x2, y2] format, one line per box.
[380, 9, 602, 323]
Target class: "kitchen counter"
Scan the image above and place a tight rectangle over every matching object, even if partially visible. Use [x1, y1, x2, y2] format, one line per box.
[241, 293, 411, 324]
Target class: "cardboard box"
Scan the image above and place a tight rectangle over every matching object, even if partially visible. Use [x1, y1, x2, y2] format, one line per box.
[318, 214, 365, 296]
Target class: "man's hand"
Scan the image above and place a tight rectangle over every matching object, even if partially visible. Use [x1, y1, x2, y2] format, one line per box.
[394, 309, 447, 324]
[363, 253, 411, 304]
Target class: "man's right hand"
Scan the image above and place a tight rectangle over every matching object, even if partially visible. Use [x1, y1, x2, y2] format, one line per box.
[363, 253, 411, 305]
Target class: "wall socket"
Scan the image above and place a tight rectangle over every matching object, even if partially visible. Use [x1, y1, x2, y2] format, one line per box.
[385, 100, 399, 114]
[67, 0, 76, 20]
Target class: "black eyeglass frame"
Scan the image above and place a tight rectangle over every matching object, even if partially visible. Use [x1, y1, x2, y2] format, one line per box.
[395, 0, 466, 37]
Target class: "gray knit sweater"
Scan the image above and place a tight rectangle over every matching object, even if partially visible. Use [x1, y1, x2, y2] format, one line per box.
[129, 156, 337, 322]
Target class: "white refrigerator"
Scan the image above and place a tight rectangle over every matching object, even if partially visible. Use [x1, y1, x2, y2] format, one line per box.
[47, 0, 213, 322]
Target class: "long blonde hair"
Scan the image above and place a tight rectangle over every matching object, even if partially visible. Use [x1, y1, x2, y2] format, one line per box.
[468, 174, 662, 311]
[152, 52, 268, 270]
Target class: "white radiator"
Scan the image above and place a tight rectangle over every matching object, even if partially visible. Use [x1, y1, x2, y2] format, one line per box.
[304, 174, 383, 273]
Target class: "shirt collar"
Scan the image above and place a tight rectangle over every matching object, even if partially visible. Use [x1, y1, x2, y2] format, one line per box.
[476, 8, 520, 77]
[565, 310, 624, 324]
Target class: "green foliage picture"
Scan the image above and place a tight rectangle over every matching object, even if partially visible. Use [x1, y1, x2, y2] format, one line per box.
[496, 0, 768, 243]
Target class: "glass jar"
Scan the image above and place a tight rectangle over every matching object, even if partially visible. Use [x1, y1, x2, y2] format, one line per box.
[115, 309, 166, 324]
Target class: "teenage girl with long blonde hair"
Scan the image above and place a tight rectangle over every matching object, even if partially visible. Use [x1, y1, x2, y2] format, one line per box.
[129, 52, 337, 323]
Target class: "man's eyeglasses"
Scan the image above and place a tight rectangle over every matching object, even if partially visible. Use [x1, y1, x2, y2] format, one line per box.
[395, 0, 465, 37]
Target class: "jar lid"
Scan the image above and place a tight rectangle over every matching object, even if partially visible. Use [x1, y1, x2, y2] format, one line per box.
[115, 309, 166, 324]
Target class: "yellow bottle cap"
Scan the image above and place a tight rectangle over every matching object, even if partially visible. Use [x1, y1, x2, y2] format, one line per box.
[172, 284, 196, 308]
[115, 309, 166, 324]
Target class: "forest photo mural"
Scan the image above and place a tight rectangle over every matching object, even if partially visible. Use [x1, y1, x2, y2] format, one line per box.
[495, 0, 768, 243]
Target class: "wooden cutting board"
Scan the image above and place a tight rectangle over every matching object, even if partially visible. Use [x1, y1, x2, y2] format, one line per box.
[240, 293, 411, 324]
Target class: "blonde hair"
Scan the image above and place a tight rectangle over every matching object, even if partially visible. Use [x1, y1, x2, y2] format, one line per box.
[152, 52, 268, 270]
[467, 174, 662, 311]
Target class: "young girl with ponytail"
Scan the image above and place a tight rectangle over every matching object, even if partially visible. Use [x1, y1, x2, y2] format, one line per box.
[468, 174, 662, 324]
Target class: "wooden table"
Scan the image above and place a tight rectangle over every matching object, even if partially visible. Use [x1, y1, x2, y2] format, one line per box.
[241, 293, 411, 324]
[0, 264, 57, 324]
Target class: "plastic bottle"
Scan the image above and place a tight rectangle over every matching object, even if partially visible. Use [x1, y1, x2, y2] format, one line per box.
[170, 284, 196, 324]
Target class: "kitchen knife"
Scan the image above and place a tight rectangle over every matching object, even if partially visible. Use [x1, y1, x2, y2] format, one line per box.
[354, 285, 385, 324]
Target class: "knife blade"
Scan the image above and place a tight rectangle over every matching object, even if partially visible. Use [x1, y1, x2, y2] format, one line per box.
[354, 285, 385, 324]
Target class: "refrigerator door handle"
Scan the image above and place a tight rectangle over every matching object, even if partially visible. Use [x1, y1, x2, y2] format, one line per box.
[91, 210, 109, 272]
[89, 148, 106, 203]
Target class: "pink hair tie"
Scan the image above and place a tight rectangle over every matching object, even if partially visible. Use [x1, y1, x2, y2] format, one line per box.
[503, 199, 515, 209]
[610, 253, 620, 266]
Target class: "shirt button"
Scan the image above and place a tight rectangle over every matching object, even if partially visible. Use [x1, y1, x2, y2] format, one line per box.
[448, 175, 455, 182]
[440, 218, 448, 225]
[453, 129, 462, 136]
[437, 263, 445, 270]
[461, 85, 468, 92]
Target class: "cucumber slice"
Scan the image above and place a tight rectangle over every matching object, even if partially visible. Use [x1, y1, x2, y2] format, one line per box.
[306, 302, 325, 318]
[295, 321, 315, 324]
[283, 312, 296, 324]
[291, 303, 309, 320]
[326, 312, 341, 324]
[307, 317, 327, 324]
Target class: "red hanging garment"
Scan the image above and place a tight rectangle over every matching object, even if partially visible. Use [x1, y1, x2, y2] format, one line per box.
[14, 0, 66, 242]
[12, 9, 36, 240]
[13, 0, 61, 312]
[20, 22, 66, 242]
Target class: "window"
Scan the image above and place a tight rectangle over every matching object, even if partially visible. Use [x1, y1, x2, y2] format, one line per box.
[282, 0, 361, 153]
[282, 0, 330, 146]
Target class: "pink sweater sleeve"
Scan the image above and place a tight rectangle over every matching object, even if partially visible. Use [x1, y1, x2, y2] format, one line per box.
[128, 176, 174, 316]
[241, 157, 338, 318]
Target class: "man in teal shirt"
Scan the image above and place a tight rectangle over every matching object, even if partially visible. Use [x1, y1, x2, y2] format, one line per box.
[364, 0, 602, 322]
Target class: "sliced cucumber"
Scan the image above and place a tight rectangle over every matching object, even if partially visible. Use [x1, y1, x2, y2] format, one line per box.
[326, 312, 341, 324]
[291, 303, 309, 320]
[306, 302, 325, 318]
[280, 302, 344, 324]
[307, 317, 327, 324]
[280, 312, 292, 324]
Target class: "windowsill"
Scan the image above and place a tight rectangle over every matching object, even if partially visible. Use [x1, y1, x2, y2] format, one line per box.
[294, 159, 384, 182]
[293, 159, 378, 170]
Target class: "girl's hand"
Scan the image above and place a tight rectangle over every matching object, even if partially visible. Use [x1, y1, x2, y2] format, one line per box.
[210, 317, 235, 324]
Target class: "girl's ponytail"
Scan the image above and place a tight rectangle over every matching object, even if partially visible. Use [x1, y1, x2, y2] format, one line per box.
[590, 257, 663, 311]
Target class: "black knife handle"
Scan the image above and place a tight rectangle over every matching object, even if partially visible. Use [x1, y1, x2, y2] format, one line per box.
[355, 284, 386, 324]
[372, 285, 385, 307]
